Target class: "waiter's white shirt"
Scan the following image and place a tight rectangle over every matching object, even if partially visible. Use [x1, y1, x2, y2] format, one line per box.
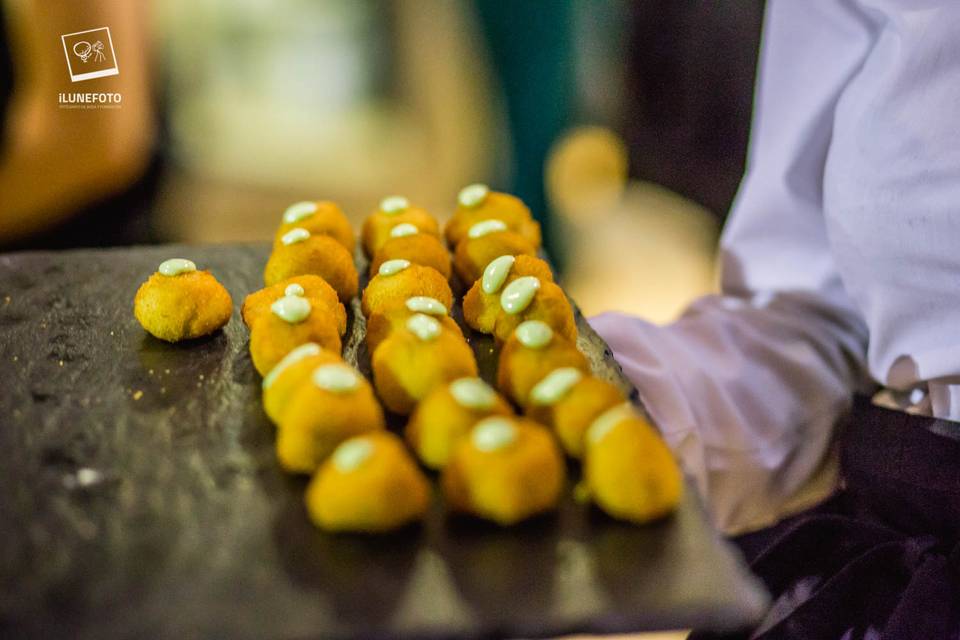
[591, 0, 960, 534]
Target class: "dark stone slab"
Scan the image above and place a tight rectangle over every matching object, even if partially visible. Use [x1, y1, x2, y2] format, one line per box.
[0, 243, 768, 639]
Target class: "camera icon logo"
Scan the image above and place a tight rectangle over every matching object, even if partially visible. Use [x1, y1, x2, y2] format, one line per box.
[61, 27, 119, 82]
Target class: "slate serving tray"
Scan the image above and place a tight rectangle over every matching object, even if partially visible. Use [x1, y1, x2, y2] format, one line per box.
[0, 243, 768, 639]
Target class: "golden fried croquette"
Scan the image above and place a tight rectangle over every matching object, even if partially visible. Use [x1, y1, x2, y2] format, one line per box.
[263, 229, 359, 302]
[497, 320, 589, 406]
[242, 275, 347, 335]
[406, 378, 513, 469]
[134, 259, 233, 342]
[462, 254, 554, 333]
[581, 403, 683, 523]
[361, 196, 441, 258]
[361, 260, 453, 318]
[261, 343, 343, 425]
[526, 370, 625, 458]
[365, 296, 462, 355]
[274, 200, 355, 253]
[492, 276, 577, 345]
[249, 295, 342, 375]
[371, 313, 478, 414]
[442, 416, 564, 525]
[445, 184, 542, 249]
[452, 224, 537, 284]
[306, 432, 431, 533]
[277, 362, 385, 474]
[369, 230, 452, 280]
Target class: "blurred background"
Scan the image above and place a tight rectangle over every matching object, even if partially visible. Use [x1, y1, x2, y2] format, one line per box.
[0, 0, 764, 324]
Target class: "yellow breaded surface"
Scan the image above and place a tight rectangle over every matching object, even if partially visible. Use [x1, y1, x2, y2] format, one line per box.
[361, 265, 453, 318]
[366, 306, 462, 355]
[370, 234, 452, 280]
[263, 235, 359, 302]
[361, 206, 440, 258]
[493, 280, 578, 345]
[442, 418, 564, 525]
[306, 432, 431, 533]
[406, 382, 513, 469]
[273, 201, 355, 253]
[497, 331, 589, 407]
[583, 415, 683, 523]
[134, 270, 233, 342]
[372, 327, 477, 415]
[249, 311, 342, 376]
[262, 349, 343, 425]
[444, 192, 542, 249]
[242, 275, 347, 335]
[527, 377, 624, 458]
[462, 255, 555, 333]
[277, 370, 385, 474]
[452, 230, 537, 285]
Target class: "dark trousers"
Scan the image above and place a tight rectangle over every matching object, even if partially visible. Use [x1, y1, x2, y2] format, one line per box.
[695, 396, 960, 640]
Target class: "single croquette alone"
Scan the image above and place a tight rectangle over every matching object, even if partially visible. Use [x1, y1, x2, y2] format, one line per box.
[134, 262, 232, 342]
[305, 432, 431, 533]
[370, 233, 452, 280]
[371, 317, 478, 415]
[445, 188, 542, 249]
[441, 416, 565, 525]
[263, 232, 359, 302]
[277, 362, 385, 474]
[361, 200, 440, 258]
[452, 229, 537, 284]
[361, 262, 453, 318]
[274, 200, 355, 254]
[462, 254, 555, 334]
[406, 378, 514, 470]
[242, 275, 347, 335]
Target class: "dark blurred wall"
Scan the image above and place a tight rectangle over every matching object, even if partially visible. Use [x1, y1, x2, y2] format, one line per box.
[622, 1, 765, 220]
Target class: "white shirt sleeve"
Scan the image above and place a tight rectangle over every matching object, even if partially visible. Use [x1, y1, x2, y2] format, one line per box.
[590, 0, 878, 534]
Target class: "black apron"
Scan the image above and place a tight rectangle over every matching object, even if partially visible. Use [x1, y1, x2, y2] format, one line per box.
[695, 395, 960, 640]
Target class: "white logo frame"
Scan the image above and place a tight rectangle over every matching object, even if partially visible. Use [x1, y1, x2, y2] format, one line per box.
[61, 27, 119, 82]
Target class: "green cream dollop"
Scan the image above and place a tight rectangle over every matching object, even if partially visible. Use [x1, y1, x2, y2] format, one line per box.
[515, 320, 553, 349]
[587, 402, 636, 445]
[472, 417, 517, 452]
[333, 438, 374, 472]
[467, 219, 508, 239]
[458, 183, 490, 208]
[158, 258, 197, 277]
[271, 295, 312, 323]
[380, 195, 409, 215]
[282, 201, 317, 224]
[529, 367, 584, 406]
[284, 283, 305, 297]
[281, 227, 311, 246]
[449, 377, 497, 410]
[390, 223, 419, 238]
[312, 363, 361, 394]
[405, 296, 447, 316]
[500, 276, 540, 315]
[406, 313, 441, 341]
[379, 259, 411, 277]
[481, 255, 515, 294]
[262, 342, 322, 390]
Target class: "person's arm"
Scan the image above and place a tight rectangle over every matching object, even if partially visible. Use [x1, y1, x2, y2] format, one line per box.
[0, 0, 153, 241]
[592, 0, 877, 534]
